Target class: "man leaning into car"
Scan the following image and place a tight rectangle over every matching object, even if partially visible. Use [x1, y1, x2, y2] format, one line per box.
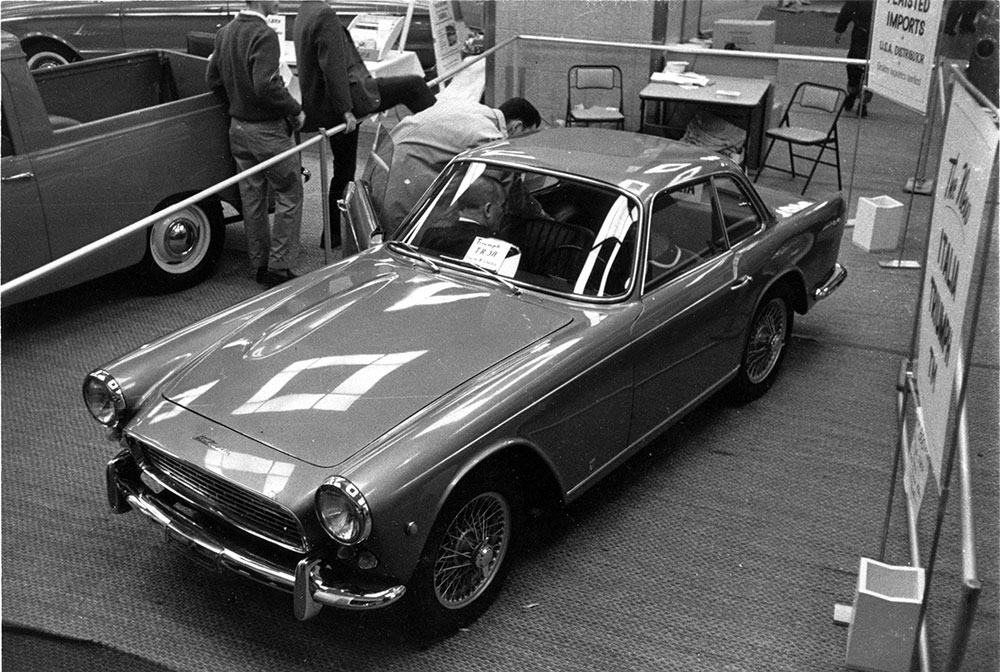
[206, 0, 306, 288]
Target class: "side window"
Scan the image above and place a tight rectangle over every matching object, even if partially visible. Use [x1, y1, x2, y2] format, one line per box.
[644, 180, 724, 291]
[713, 175, 763, 246]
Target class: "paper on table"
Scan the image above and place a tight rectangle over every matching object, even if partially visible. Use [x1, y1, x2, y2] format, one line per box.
[650, 71, 712, 87]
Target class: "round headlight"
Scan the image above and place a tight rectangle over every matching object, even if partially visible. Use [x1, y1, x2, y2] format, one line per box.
[315, 476, 372, 545]
[83, 370, 126, 427]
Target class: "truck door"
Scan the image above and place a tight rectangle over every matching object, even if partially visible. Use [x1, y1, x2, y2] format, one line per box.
[1, 85, 50, 284]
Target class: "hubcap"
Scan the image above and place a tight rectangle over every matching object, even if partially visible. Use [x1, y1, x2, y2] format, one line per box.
[433, 492, 510, 609]
[149, 206, 211, 275]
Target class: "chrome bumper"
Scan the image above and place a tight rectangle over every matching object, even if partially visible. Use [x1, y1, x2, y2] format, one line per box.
[106, 452, 405, 620]
[812, 263, 847, 301]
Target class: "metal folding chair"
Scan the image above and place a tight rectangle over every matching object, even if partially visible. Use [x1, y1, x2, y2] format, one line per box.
[754, 81, 846, 195]
[566, 65, 625, 130]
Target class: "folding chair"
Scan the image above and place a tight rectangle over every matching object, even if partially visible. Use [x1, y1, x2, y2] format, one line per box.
[754, 81, 846, 195]
[566, 65, 625, 130]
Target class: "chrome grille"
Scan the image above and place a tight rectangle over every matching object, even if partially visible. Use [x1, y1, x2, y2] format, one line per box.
[136, 441, 307, 552]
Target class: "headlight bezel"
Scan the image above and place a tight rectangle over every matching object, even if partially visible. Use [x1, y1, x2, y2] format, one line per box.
[315, 476, 372, 545]
[82, 369, 127, 427]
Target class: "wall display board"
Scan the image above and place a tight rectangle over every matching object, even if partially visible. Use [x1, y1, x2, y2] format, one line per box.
[868, 0, 945, 113]
[913, 82, 998, 486]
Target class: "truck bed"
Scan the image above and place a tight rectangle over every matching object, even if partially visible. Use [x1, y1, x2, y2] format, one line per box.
[33, 49, 213, 125]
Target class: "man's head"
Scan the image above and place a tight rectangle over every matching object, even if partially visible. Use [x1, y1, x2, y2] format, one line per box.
[247, 1, 279, 16]
[498, 97, 542, 137]
[456, 177, 507, 230]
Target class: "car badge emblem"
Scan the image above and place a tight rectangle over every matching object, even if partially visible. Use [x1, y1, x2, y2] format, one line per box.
[193, 434, 228, 454]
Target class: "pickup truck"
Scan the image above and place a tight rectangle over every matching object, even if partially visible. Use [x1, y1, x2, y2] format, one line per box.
[0, 31, 241, 306]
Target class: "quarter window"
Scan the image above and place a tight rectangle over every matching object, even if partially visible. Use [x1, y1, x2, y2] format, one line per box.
[713, 176, 762, 246]
[644, 180, 725, 291]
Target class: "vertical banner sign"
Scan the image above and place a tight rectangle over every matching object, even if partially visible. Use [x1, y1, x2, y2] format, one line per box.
[915, 83, 999, 485]
[429, 1, 465, 80]
[869, 0, 945, 113]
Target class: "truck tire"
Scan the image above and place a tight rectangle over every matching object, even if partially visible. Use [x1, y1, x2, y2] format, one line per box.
[22, 39, 81, 70]
[140, 198, 225, 293]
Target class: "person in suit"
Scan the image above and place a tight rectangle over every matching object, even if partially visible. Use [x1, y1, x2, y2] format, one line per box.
[418, 176, 509, 258]
[293, 0, 436, 248]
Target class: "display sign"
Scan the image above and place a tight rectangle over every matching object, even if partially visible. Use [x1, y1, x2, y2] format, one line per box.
[265, 14, 295, 65]
[914, 82, 998, 484]
[868, 0, 945, 113]
[464, 238, 521, 277]
[349, 14, 405, 62]
[430, 0, 465, 80]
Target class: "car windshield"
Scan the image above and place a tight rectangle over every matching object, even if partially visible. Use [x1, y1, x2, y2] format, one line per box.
[398, 160, 638, 298]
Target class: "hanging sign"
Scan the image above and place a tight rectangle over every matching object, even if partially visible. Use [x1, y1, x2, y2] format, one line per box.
[868, 0, 945, 113]
[914, 82, 998, 485]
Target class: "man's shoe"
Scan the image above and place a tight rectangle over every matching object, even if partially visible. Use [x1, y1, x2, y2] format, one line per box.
[259, 268, 297, 288]
[255, 266, 269, 284]
[843, 93, 856, 112]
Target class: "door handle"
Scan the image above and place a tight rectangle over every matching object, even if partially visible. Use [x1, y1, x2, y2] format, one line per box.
[730, 274, 752, 290]
[2, 172, 33, 182]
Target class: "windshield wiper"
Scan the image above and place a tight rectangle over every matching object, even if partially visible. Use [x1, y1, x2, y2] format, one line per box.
[439, 255, 522, 295]
[387, 240, 440, 272]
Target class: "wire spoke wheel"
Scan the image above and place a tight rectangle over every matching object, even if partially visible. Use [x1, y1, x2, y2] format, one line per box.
[432, 492, 511, 610]
[745, 297, 788, 384]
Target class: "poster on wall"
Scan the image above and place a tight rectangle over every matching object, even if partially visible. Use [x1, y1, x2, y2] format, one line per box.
[868, 0, 945, 113]
[914, 82, 999, 485]
[429, 1, 466, 80]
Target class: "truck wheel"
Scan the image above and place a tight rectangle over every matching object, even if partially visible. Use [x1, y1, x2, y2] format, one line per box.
[407, 470, 522, 639]
[22, 40, 80, 70]
[141, 199, 225, 293]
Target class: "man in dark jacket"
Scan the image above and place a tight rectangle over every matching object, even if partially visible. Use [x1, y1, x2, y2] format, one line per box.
[207, 0, 305, 287]
[293, 0, 436, 248]
[834, 0, 874, 116]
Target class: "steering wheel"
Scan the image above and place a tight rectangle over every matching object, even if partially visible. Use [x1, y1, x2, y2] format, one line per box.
[542, 244, 586, 279]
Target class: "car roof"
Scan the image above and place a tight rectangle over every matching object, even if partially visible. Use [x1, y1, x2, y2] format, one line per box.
[460, 128, 736, 200]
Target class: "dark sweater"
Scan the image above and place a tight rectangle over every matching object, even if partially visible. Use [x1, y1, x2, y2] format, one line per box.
[206, 12, 301, 122]
[293, 0, 354, 131]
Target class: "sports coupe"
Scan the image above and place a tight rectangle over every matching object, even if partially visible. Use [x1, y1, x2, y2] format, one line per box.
[85, 128, 847, 637]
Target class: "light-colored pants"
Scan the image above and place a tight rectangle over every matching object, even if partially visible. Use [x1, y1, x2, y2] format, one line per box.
[228, 118, 303, 272]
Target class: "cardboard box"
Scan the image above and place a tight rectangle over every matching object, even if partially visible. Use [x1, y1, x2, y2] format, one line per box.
[711, 20, 776, 51]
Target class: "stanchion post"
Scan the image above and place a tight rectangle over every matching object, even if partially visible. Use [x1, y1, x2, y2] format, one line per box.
[318, 128, 331, 265]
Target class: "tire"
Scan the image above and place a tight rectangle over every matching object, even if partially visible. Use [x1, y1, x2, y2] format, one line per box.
[407, 470, 523, 638]
[729, 287, 793, 401]
[140, 199, 225, 293]
[23, 40, 81, 70]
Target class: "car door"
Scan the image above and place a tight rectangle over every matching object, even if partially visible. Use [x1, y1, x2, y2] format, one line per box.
[628, 177, 745, 445]
[1, 84, 50, 285]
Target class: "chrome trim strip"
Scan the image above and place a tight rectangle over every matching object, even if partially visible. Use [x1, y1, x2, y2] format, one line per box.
[813, 263, 847, 300]
[111, 464, 405, 617]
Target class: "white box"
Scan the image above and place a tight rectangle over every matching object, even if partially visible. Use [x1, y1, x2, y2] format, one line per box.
[845, 558, 925, 672]
[852, 196, 905, 252]
[711, 20, 776, 51]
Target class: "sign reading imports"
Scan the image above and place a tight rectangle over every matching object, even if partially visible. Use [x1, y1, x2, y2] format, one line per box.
[914, 82, 998, 484]
[868, 0, 945, 113]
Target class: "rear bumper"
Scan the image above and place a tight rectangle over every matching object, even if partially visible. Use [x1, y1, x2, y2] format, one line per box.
[106, 451, 405, 620]
[812, 263, 847, 301]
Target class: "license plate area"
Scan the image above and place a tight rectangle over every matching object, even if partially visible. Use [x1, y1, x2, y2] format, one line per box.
[165, 524, 222, 572]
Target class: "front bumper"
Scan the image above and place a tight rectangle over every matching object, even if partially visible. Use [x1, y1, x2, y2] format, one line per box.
[812, 263, 847, 301]
[106, 451, 405, 620]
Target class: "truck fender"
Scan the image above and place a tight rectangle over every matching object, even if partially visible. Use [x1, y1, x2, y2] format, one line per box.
[18, 33, 82, 70]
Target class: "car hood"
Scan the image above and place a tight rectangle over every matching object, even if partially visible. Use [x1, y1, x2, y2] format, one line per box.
[158, 261, 571, 467]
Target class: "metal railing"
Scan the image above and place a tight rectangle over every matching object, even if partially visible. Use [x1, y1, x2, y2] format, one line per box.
[0, 32, 864, 302]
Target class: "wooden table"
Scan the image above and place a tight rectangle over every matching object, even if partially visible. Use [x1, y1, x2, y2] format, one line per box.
[639, 74, 772, 169]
